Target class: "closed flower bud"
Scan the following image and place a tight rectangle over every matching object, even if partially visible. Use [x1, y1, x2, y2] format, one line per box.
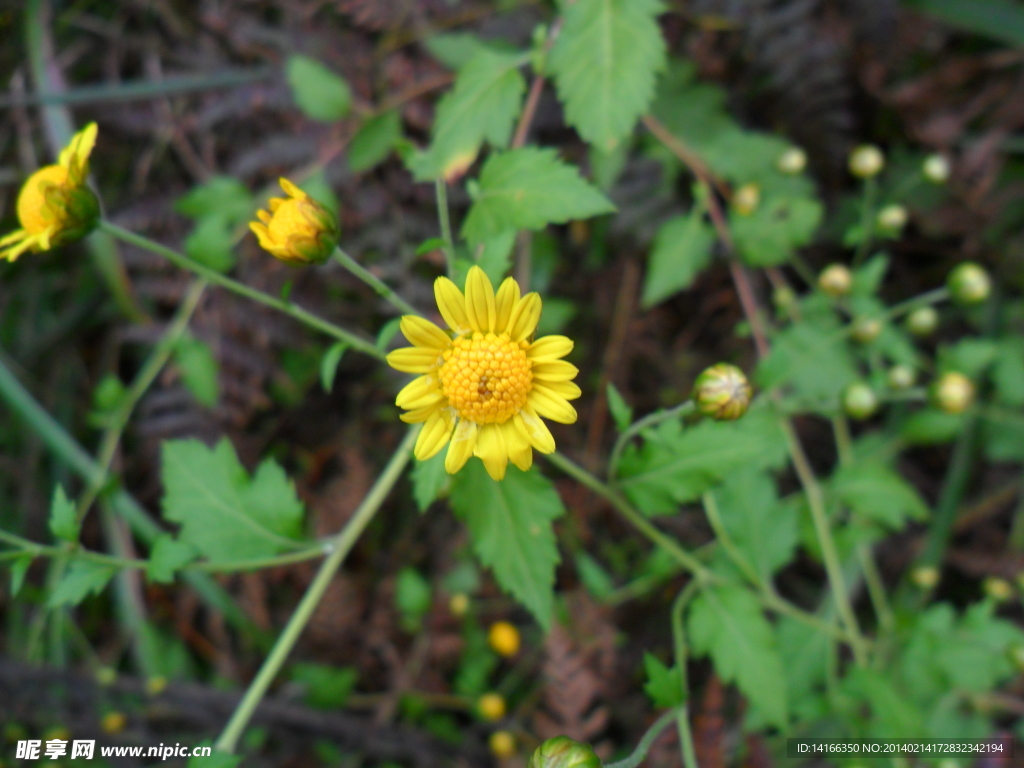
[772, 285, 796, 311]
[850, 317, 882, 344]
[694, 363, 752, 421]
[732, 183, 760, 216]
[984, 577, 1013, 602]
[911, 565, 940, 589]
[849, 145, 885, 178]
[0, 123, 100, 261]
[478, 692, 506, 722]
[488, 621, 521, 657]
[947, 262, 991, 305]
[906, 306, 939, 337]
[843, 382, 878, 420]
[777, 147, 807, 175]
[101, 712, 127, 735]
[449, 592, 470, 617]
[887, 364, 916, 390]
[489, 731, 517, 759]
[250, 178, 339, 265]
[876, 204, 908, 233]
[818, 264, 852, 297]
[528, 737, 603, 768]
[923, 154, 950, 184]
[933, 372, 974, 414]
[145, 675, 167, 696]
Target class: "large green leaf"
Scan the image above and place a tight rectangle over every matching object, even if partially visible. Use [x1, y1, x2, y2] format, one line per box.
[906, 0, 1024, 47]
[461, 148, 615, 246]
[730, 195, 822, 267]
[548, 0, 666, 150]
[688, 584, 788, 727]
[449, 461, 564, 628]
[756, 316, 858, 408]
[641, 209, 716, 307]
[161, 438, 306, 563]
[712, 469, 797, 580]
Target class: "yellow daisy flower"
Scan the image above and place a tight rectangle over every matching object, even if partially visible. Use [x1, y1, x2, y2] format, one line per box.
[249, 178, 339, 265]
[387, 266, 580, 481]
[0, 123, 100, 262]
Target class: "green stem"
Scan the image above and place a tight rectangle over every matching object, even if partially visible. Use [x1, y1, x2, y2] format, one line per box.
[608, 401, 696, 480]
[918, 414, 980, 568]
[671, 583, 700, 768]
[605, 707, 683, 768]
[702, 491, 759, 584]
[858, 543, 893, 637]
[853, 176, 877, 268]
[434, 179, 456, 277]
[832, 415, 854, 467]
[332, 248, 418, 316]
[214, 427, 418, 754]
[99, 221, 384, 360]
[885, 287, 949, 321]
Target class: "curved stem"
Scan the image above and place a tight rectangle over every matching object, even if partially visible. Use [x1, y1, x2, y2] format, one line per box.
[215, 426, 418, 754]
[885, 287, 949, 321]
[671, 583, 701, 768]
[608, 401, 695, 480]
[99, 221, 384, 360]
[332, 248, 418, 316]
[853, 176, 877, 268]
[605, 707, 683, 768]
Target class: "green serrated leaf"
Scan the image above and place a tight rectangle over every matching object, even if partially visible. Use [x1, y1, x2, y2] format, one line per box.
[756, 316, 858, 409]
[462, 148, 615, 247]
[688, 584, 788, 727]
[549, 0, 667, 150]
[412, 452, 450, 512]
[712, 468, 796, 580]
[320, 342, 349, 393]
[48, 560, 116, 607]
[606, 383, 633, 432]
[643, 652, 684, 708]
[731, 195, 822, 267]
[161, 438, 306, 563]
[642, 209, 716, 307]
[450, 461, 564, 628]
[349, 111, 402, 173]
[286, 55, 352, 122]
[49, 485, 78, 543]
[476, 229, 516, 285]
[831, 461, 928, 530]
[147, 535, 200, 584]
[174, 336, 219, 408]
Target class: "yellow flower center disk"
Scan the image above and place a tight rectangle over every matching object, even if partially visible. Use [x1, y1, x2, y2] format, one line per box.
[17, 165, 70, 234]
[438, 332, 532, 424]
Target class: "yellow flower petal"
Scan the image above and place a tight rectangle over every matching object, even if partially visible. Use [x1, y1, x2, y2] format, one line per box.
[514, 407, 556, 454]
[396, 375, 442, 409]
[387, 346, 442, 374]
[256, 210, 272, 224]
[528, 335, 573, 362]
[494, 277, 521, 334]
[528, 389, 577, 424]
[400, 403, 442, 423]
[0, 229, 26, 247]
[400, 315, 451, 350]
[435, 277, 471, 335]
[415, 408, 456, 460]
[59, 122, 97, 182]
[508, 293, 542, 342]
[464, 265, 497, 333]
[474, 423, 509, 480]
[445, 419, 478, 474]
[279, 177, 308, 200]
[531, 361, 579, 382]
[269, 197, 284, 212]
[534, 380, 582, 401]
[249, 222, 273, 250]
[502, 420, 533, 471]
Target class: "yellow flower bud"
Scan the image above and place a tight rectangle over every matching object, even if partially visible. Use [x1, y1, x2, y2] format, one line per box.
[933, 372, 974, 414]
[145, 675, 168, 696]
[818, 264, 852, 297]
[906, 306, 939, 337]
[887, 364, 916, 390]
[911, 565, 940, 589]
[843, 382, 878, 420]
[449, 592, 470, 617]
[849, 145, 885, 178]
[876, 204, 908, 233]
[101, 712, 127, 735]
[477, 692, 507, 722]
[923, 154, 950, 184]
[250, 178, 339, 265]
[850, 316, 882, 344]
[490, 731, 517, 759]
[528, 737, 603, 768]
[777, 147, 807, 175]
[693, 363, 752, 421]
[947, 262, 991, 305]
[732, 183, 760, 216]
[488, 621, 521, 657]
[984, 577, 1013, 602]
[0, 123, 99, 261]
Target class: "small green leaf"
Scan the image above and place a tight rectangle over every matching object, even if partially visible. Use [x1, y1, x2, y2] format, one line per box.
[174, 336, 219, 408]
[606, 383, 633, 432]
[831, 461, 928, 530]
[291, 663, 358, 709]
[643, 653, 684, 709]
[731, 196, 822, 267]
[450, 462, 565, 628]
[48, 560, 116, 607]
[147, 535, 200, 584]
[575, 552, 615, 600]
[412, 451, 449, 512]
[756, 316, 858, 409]
[349, 111, 402, 173]
[376, 317, 402, 350]
[901, 409, 965, 445]
[183, 215, 237, 273]
[462, 148, 615, 247]
[642, 209, 716, 307]
[286, 55, 353, 122]
[416, 237, 448, 256]
[396, 567, 433, 630]
[49, 485, 79, 543]
[175, 176, 253, 223]
[712, 469, 797, 580]
[10, 554, 33, 596]
[320, 342, 349, 393]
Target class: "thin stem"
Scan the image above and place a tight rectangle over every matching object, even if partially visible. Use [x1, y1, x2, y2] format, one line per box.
[99, 221, 384, 360]
[781, 419, 868, 666]
[605, 708, 683, 768]
[853, 176, 877, 268]
[919, 413, 980, 568]
[832, 415, 854, 468]
[671, 583, 700, 768]
[858, 543, 893, 637]
[434, 180, 456, 277]
[702, 491, 760, 585]
[609, 401, 695, 480]
[885, 287, 950, 321]
[332, 248, 418, 316]
[214, 427, 418, 754]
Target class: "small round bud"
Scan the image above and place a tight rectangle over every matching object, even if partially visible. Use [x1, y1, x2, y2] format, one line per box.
[732, 183, 761, 216]
[694, 364, 752, 421]
[818, 264, 852, 297]
[101, 711, 127, 735]
[449, 593, 470, 617]
[777, 147, 807, 175]
[984, 577, 1013, 602]
[95, 666, 117, 686]
[932, 372, 974, 414]
[849, 145, 885, 178]
[477, 693, 507, 722]
[887, 364, 916, 390]
[906, 306, 939, 337]
[1008, 644, 1024, 674]
[911, 565, 940, 589]
[850, 317, 883, 344]
[843, 382, 878, 420]
[145, 675, 168, 696]
[947, 262, 991, 305]
[876, 204, 908, 233]
[923, 154, 950, 184]
[772, 285, 797, 311]
[489, 731, 517, 759]
[488, 621, 521, 657]
[528, 737, 603, 768]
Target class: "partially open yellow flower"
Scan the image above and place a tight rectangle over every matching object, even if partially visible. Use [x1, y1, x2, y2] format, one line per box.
[387, 266, 580, 481]
[0, 123, 99, 261]
[249, 178, 338, 265]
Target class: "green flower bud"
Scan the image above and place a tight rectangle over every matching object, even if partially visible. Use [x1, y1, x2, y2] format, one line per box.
[694, 363, 752, 421]
[876, 204, 908, 233]
[923, 154, 950, 184]
[732, 183, 761, 216]
[887, 364, 916, 390]
[850, 316, 882, 344]
[777, 147, 807, 175]
[772, 285, 797, 312]
[932, 372, 974, 414]
[983, 576, 1013, 602]
[849, 145, 885, 178]
[911, 565, 940, 589]
[905, 306, 939, 337]
[818, 264, 852, 297]
[528, 737, 603, 768]
[947, 262, 991, 305]
[843, 382, 878, 420]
